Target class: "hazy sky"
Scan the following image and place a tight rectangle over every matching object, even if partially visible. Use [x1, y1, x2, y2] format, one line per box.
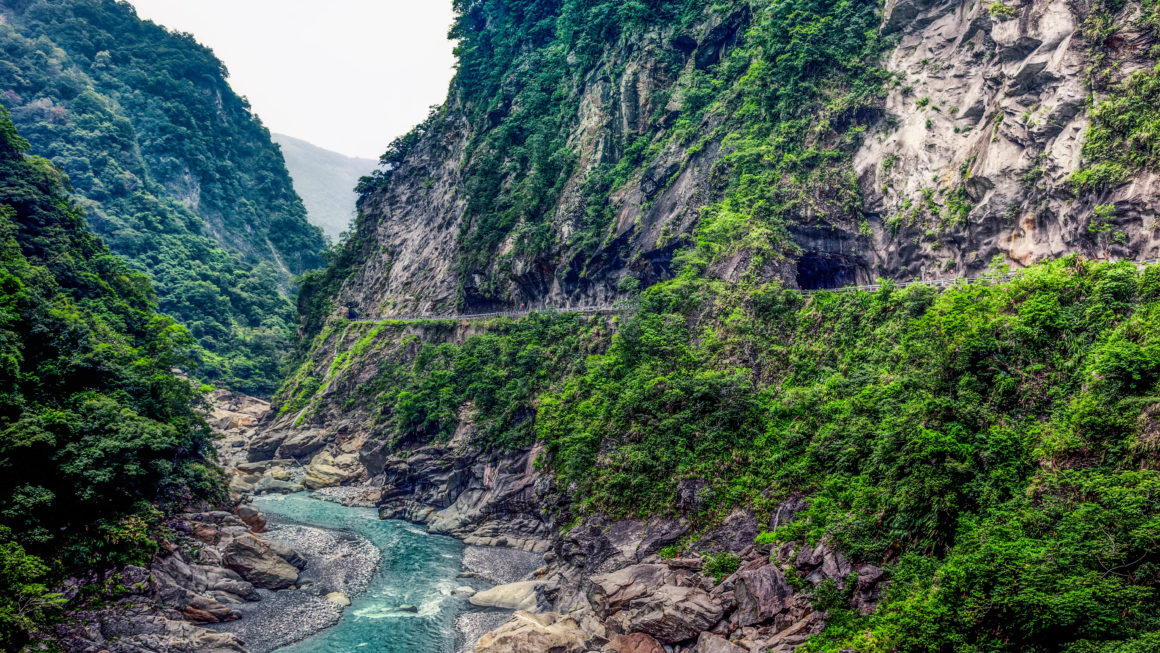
[128, 0, 457, 159]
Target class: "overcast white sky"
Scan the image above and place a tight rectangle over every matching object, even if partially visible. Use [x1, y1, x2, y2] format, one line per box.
[128, 0, 457, 159]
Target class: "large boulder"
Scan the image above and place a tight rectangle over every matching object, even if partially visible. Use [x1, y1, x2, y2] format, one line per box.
[698, 509, 759, 554]
[733, 565, 793, 627]
[473, 612, 589, 653]
[607, 583, 723, 644]
[302, 451, 361, 489]
[587, 564, 674, 617]
[277, 428, 330, 459]
[691, 632, 747, 653]
[221, 535, 300, 590]
[245, 430, 286, 461]
[468, 581, 542, 611]
[605, 632, 665, 653]
[253, 476, 304, 495]
[590, 563, 724, 644]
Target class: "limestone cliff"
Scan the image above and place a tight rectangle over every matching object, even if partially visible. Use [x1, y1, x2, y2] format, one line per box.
[311, 0, 1159, 325]
[857, 0, 1160, 277]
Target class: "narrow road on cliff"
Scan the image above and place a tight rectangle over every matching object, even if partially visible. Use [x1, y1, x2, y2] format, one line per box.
[349, 258, 1160, 323]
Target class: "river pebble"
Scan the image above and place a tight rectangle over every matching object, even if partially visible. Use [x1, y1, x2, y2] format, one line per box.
[312, 484, 381, 507]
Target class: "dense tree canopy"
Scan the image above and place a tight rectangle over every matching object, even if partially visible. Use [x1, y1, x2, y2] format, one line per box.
[0, 107, 225, 647]
[0, 0, 327, 394]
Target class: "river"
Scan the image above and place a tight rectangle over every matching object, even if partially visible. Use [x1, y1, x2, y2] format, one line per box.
[253, 493, 472, 653]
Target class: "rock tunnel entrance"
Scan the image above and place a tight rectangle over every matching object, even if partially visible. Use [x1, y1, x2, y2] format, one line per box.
[796, 252, 860, 290]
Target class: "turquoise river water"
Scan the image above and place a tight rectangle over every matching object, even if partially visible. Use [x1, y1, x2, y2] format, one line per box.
[254, 493, 469, 653]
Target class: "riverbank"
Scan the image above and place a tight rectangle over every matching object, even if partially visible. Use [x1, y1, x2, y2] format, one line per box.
[207, 510, 380, 652]
[454, 545, 543, 652]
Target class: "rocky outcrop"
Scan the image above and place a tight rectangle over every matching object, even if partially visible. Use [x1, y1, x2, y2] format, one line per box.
[61, 606, 247, 653]
[57, 506, 307, 653]
[377, 443, 556, 553]
[222, 534, 303, 590]
[468, 580, 544, 611]
[473, 612, 592, 653]
[605, 632, 667, 653]
[732, 565, 794, 628]
[857, 0, 1160, 279]
[302, 451, 362, 489]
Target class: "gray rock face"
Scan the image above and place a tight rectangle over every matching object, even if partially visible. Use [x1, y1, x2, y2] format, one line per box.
[84, 609, 246, 652]
[733, 565, 794, 627]
[855, 0, 1160, 281]
[588, 563, 724, 644]
[222, 534, 301, 590]
[698, 509, 759, 554]
[377, 443, 556, 553]
[608, 582, 724, 644]
[605, 632, 666, 653]
[691, 631, 748, 653]
[276, 428, 330, 459]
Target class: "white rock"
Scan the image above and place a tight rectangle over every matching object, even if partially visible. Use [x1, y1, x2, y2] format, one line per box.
[468, 581, 541, 611]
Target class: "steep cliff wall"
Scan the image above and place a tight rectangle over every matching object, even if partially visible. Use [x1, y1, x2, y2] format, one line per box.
[857, 0, 1160, 278]
[307, 0, 1159, 327]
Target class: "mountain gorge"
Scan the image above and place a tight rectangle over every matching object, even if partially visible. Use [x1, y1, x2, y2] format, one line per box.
[4, 0, 1160, 651]
[0, 0, 326, 394]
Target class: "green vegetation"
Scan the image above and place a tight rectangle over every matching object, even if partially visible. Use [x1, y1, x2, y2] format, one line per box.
[0, 0, 326, 394]
[0, 109, 224, 647]
[535, 258, 1160, 650]
[346, 0, 885, 305]
[1073, 64, 1160, 193]
[988, 2, 1019, 20]
[682, 0, 885, 272]
[290, 254, 1160, 650]
[1072, 2, 1160, 193]
[278, 312, 611, 450]
[703, 551, 740, 583]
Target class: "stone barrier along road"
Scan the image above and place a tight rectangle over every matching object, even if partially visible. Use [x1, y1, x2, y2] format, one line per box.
[350, 259, 1160, 322]
[350, 304, 627, 323]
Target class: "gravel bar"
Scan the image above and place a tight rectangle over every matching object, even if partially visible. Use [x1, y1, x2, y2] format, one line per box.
[207, 519, 380, 652]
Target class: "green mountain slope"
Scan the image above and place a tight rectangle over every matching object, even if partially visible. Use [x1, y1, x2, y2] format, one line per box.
[0, 0, 327, 395]
[285, 0, 1160, 650]
[272, 133, 375, 241]
[0, 107, 225, 649]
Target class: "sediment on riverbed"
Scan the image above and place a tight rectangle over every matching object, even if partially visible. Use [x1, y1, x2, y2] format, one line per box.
[207, 516, 379, 653]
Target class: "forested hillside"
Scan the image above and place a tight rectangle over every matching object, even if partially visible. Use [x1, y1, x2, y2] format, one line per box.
[0, 0, 327, 394]
[0, 108, 225, 649]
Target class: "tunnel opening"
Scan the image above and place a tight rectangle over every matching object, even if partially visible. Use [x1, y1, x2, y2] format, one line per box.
[796, 252, 859, 290]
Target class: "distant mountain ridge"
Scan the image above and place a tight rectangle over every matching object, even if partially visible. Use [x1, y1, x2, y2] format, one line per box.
[272, 133, 376, 241]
